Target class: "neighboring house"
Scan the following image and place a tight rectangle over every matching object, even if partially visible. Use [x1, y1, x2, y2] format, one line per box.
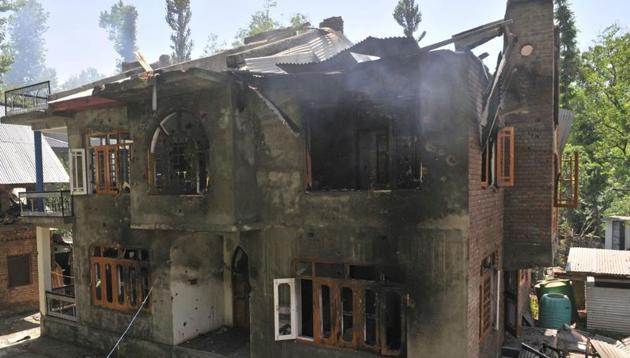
[0, 123, 69, 313]
[2, 2, 571, 357]
[565, 247, 630, 335]
[604, 216, 629, 251]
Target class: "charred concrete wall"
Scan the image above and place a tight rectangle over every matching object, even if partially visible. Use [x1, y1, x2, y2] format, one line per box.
[502, 0, 556, 269]
[240, 51, 490, 357]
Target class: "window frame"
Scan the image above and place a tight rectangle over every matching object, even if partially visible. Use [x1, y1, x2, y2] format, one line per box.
[90, 246, 150, 312]
[554, 151, 579, 208]
[496, 127, 515, 187]
[69, 148, 87, 195]
[275, 260, 405, 356]
[273, 278, 298, 341]
[7, 254, 31, 288]
[86, 130, 133, 195]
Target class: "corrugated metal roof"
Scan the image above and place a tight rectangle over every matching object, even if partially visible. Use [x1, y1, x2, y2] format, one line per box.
[590, 339, 630, 358]
[243, 29, 353, 74]
[0, 123, 69, 184]
[566, 248, 630, 277]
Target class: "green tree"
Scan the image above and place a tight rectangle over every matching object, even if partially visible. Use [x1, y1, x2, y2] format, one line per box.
[166, 0, 192, 63]
[393, 0, 426, 42]
[0, 0, 21, 90]
[557, 26, 629, 265]
[289, 13, 309, 28]
[3, 0, 57, 87]
[99, 1, 138, 64]
[554, 0, 579, 108]
[202, 33, 226, 56]
[233, 0, 279, 47]
[60, 68, 105, 90]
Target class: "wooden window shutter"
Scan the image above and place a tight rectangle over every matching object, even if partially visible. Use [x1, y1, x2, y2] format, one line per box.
[496, 127, 515, 187]
[554, 151, 579, 208]
[481, 144, 490, 189]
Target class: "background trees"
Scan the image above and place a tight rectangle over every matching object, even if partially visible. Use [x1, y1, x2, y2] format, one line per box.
[166, 0, 193, 63]
[99, 0, 138, 64]
[393, 0, 426, 42]
[3, 0, 56, 87]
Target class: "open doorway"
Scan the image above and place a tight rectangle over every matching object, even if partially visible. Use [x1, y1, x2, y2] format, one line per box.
[232, 247, 250, 331]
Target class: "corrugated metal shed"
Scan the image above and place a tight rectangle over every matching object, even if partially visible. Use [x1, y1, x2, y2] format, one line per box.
[586, 278, 630, 336]
[566, 248, 630, 277]
[0, 123, 68, 184]
[590, 339, 630, 358]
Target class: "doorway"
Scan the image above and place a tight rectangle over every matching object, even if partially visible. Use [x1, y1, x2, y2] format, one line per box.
[232, 247, 250, 331]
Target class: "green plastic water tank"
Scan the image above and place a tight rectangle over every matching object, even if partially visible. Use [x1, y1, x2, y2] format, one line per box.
[539, 293, 572, 329]
[534, 279, 578, 322]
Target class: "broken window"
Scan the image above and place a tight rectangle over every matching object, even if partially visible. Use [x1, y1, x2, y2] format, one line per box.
[611, 221, 626, 250]
[554, 151, 579, 208]
[276, 260, 405, 356]
[7, 254, 31, 287]
[69, 149, 87, 195]
[87, 131, 132, 194]
[149, 111, 209, 195]
[306, 100, 421, 192]
[480, 127, 515, 188]
[91, 246, 150, 311]
[273, 278, 297, 340]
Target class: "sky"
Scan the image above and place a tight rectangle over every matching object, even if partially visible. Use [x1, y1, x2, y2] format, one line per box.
[37, 0, 629, 83]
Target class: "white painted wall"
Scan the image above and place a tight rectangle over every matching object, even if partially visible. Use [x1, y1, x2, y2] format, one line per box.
[36, 227, 51, 315]
[170, 236, 224, 345]
[604, 219, 630, 250]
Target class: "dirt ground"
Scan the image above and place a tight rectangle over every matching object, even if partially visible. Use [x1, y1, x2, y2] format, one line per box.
[0, 311, 99, 358]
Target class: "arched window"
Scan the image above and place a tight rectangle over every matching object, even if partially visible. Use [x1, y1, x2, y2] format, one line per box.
[149, 111, 209, 194]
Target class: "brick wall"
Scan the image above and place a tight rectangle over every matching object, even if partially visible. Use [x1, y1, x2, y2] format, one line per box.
[502, 0, 557, 269]
[462, 51, 505, 358]
[0, 225, 39, 310]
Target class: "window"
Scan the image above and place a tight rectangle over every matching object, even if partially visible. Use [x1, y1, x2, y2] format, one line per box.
[70, 149, 87, 195]
[479, 253, 498, 340]
[91, 246, 150, 311]
[7, 254, 31, 287]
[612, 221, 626, 250]
[496, 127, 515, 186]
[554, 151, 579, 208]
[149, 111, 209, 194]
[306, 99, 421, 192]
[480, 127, 515, 188]
[87, 131, 132, 194]
[274, 261, 405, 356]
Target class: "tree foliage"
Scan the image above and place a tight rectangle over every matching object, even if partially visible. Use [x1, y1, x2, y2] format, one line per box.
[557, 26, 629, 265]
[202, 33, 226, 56]
[3, 0, 56, 87]
[554, 0, 579, 108]
[393, 0, 426, 42]
[99, 0, 138, 64]
[60, 68, 105, 90]
[166, 0, 193, 63]
[0, 0, 20, 90]
[232, 0, 309, 48]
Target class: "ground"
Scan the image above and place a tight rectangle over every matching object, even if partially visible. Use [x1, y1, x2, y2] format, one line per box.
[0, 311, 98, 358]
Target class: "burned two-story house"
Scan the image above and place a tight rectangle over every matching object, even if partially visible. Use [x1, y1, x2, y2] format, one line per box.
[2, 0, 578, 357]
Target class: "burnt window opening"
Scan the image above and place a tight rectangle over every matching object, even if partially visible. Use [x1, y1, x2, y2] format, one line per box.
[275, 260, 405, 356]
[87, 131, 132, 194]
[91, 246, 150, 312]
[7, 254, 31, 287]
[149, 111, 209, 195]
[306, 100, 422, 192]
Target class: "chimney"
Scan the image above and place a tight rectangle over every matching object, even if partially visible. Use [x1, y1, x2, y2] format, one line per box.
[158, 54, 171, 68]
[121, 60, 140, 72]
[319, 16, 343, 34]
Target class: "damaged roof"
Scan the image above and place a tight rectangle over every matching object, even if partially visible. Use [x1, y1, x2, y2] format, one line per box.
[566, 248, 630, 277]
[0, 123, 69, 184]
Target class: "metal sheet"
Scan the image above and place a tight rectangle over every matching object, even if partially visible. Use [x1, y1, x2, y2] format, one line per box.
[566, 248, 630, 277]
[0, 123, 69, 184]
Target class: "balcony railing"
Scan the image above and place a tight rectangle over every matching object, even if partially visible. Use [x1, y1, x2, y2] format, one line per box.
[19, 191, 73, 217]
[4, 81, 50, 116]
[46, 286, 76, 322]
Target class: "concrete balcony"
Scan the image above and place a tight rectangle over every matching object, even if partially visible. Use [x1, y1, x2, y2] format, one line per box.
[19, 190, 74, 226]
